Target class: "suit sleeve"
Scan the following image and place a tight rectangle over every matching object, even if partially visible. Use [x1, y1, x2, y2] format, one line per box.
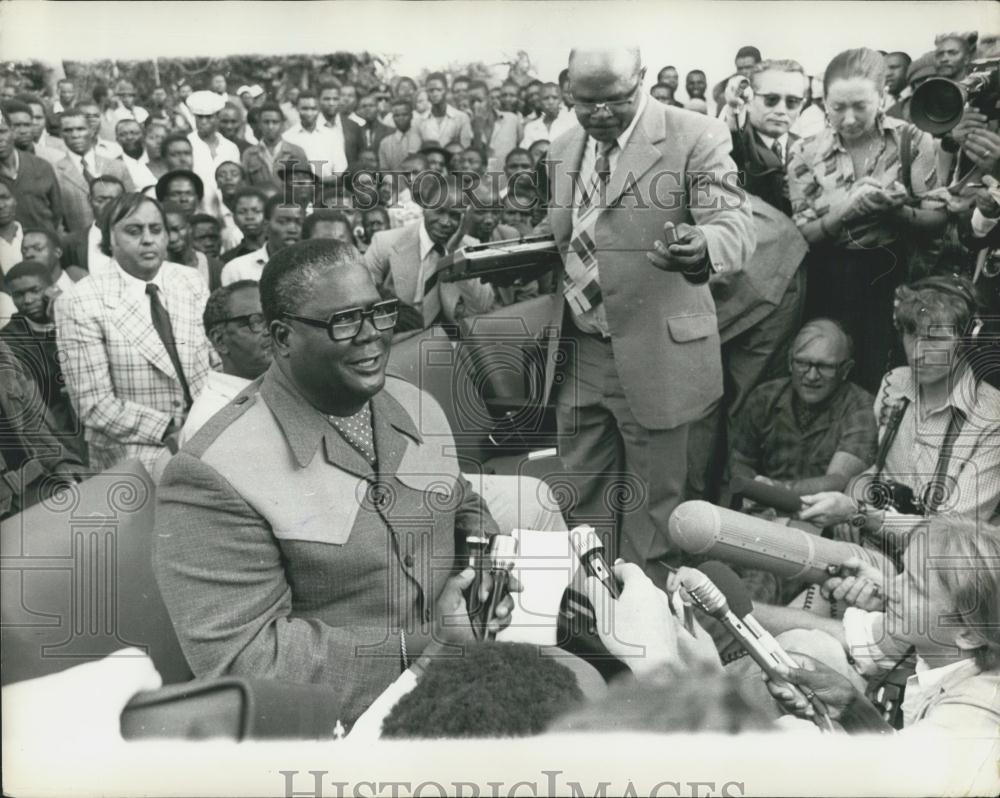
[452, 473, 502, 545]
[363, 232, 395, 295]
[153, 453, 402, 699]
[686, 116, 756, 274]
[55, 289, 172, 444]
[43, 162, 65, 234]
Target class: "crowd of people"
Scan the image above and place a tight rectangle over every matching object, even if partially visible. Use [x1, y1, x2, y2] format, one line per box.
[0, 28, 998, 776]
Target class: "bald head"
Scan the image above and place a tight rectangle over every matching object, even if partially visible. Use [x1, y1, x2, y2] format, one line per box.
[567, 46, 645, 143]
[792, 319, 852, 361]
[790, 318, 853, 405]
[568, 46, 642, 85]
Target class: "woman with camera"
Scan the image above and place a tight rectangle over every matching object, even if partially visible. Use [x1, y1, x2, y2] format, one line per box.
[797, 275, 1000, 550]
[787, 48, 949, 392]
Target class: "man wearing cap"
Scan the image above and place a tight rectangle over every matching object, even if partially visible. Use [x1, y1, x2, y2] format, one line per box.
[186, 90, 241, 221]
[53, 107, 134, 234]
[106, 80, 149, 128]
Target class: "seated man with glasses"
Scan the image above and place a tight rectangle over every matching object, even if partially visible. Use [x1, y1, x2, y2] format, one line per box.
[154, 240, 514, 729]
[731, 318, 877, 500]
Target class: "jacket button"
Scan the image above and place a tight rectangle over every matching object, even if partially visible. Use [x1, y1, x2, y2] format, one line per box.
[403, 554, 414, 568]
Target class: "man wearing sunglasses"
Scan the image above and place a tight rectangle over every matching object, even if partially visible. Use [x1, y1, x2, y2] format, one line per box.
[540, 46, 754, 582]
[690, 59, 813, 503]
[155, 239, 514, 728]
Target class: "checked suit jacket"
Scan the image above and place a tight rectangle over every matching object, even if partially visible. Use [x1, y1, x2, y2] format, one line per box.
[55, 262, 213, 472]
[541, 101, 756, 430]
[54, 153, 135, 234]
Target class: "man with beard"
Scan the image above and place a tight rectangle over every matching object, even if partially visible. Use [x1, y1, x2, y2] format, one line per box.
[115, 119, 157, 192]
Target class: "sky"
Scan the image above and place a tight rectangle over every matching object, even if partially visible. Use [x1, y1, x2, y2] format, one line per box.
[2, 0, 997, 88]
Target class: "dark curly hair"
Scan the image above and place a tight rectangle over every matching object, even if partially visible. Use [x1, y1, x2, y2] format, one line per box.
[380, 642, 584, 738]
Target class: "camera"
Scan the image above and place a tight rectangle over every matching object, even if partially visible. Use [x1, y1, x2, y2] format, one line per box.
[911, 57, 1000, 135]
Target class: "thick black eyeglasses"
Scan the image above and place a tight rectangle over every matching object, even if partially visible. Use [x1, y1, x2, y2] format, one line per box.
[790, 358, 845, 379]
[216, 313, 267, 333]
[759, 93, 805, 110]
[283, 298, 399, 341]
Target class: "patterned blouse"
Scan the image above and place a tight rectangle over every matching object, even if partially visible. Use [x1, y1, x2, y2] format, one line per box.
[787, 114, 940, 249]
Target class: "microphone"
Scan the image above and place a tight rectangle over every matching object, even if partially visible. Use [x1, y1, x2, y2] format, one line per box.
[668, 500, 891, 583]
[569, 525, 621, 599]
[729, 476, 804, 515]
[682, 564, 833, 729]
[698, 561, 801, 672]
[485, 534, 518, 641]
[466, 535, 491, 639]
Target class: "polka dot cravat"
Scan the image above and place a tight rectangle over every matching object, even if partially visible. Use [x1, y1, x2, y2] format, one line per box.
[327, 403, 376, 466]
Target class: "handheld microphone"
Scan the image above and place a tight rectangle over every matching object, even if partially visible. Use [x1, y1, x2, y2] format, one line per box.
[569, 525, 621, 599]
[680, 567, 833, 730]
[729, 476, 804, 515]
[485, 534, 518, 641]
[466, 535, 491, 639]
[668, 500, 892, 583]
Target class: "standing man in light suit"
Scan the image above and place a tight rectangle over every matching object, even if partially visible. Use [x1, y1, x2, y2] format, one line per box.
[542, 46, 755, 578]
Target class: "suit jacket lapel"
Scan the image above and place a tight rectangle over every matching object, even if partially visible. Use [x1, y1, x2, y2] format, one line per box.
[161, 265, 200, 377]
[390, 225, 421, 303]
[550, 126, 587, 245]
[104, 269, 178, 380]
[56, 157, 88, 193]
[604, 103, 664, 209]
[370, 390, 421, 477]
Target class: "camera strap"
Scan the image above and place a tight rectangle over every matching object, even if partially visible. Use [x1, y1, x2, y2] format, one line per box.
[899, 125, 915, 199]
[922, 406, 967, 514]
[874, 397, 910, 480]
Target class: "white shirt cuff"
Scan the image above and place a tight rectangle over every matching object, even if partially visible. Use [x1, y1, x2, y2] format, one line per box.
[971, 207, 999, 238]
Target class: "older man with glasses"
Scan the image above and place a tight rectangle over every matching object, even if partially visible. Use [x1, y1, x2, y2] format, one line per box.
[539, 45, 754, 580]
[730, 318, 877, 500]
[154, 239, 516, 729]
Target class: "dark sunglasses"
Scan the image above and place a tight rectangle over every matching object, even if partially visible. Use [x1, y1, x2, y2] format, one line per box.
[283, 298, 399, 341]
[758, 93, 804, 110]
[216, 312, 267, 333]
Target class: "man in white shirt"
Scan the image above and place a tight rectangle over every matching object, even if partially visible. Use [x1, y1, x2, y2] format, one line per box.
[182, 280, 272, 444]
[51, 79, 77, 116]
[185, 91, 240, 222]
[106, 80, 149, 127]
[281, 90, 347, 187]
[115, 119, 157, 192]
[0, 180, 25, 276]
[520, 82, 577, 149]
[19, 228, 85, 293]
[221, 194, 303, 285]
[76, 101, 123, 160]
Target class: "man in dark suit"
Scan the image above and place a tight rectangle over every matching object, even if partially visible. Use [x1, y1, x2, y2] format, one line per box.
[688, 59, 811, 501]
[59, 175, 125, 275]
[53, 108, 134, 234]
[541, 46, 754, 579]
[154, 239, 513, 727]
[0, 107, 63, 234]
[355, 91, 394, 154]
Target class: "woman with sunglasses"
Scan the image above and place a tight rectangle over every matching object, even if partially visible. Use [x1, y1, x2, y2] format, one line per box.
[787, 48, 949, 393]
[797, 275, 1000, 547]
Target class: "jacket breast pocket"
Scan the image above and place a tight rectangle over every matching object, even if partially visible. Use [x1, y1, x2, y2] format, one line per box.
[667, 313, 717, 343]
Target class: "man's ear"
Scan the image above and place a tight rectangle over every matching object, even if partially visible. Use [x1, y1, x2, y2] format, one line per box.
[269, 319, 291, 356]
[840, 358, 856, 378]
[207, 325, 227, 355]
[954, 628, 983, 653]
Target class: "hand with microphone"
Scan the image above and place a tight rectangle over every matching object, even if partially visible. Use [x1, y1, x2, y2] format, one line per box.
[820, 556, 888, 612]
[678, 562, 835, 730]
[583, 561, 681, 679]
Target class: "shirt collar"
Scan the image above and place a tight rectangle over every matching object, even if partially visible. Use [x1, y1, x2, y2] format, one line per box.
[258, 363, 421, 470]
[755, 131, 789, 151]
[894, 365, 980, 420]
[207, 370, 252, 400]
[114, 260, 166, 304]
[911, 656, 978, 691]
[825, 112, 900, 154]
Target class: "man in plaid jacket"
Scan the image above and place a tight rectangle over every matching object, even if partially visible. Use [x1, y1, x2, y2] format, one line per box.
[56, 194, 213, 473]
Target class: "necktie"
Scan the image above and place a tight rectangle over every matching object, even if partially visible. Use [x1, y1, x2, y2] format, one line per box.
[595, 140, 617, 184]
[771, 139, 783, 164]
[420, 242, 447, 327]
[80, 156, 95, 185]
[146, 283, 192, 409]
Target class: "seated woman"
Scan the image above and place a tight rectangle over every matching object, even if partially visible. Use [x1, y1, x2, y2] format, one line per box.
[798, 275, 1000, 554]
